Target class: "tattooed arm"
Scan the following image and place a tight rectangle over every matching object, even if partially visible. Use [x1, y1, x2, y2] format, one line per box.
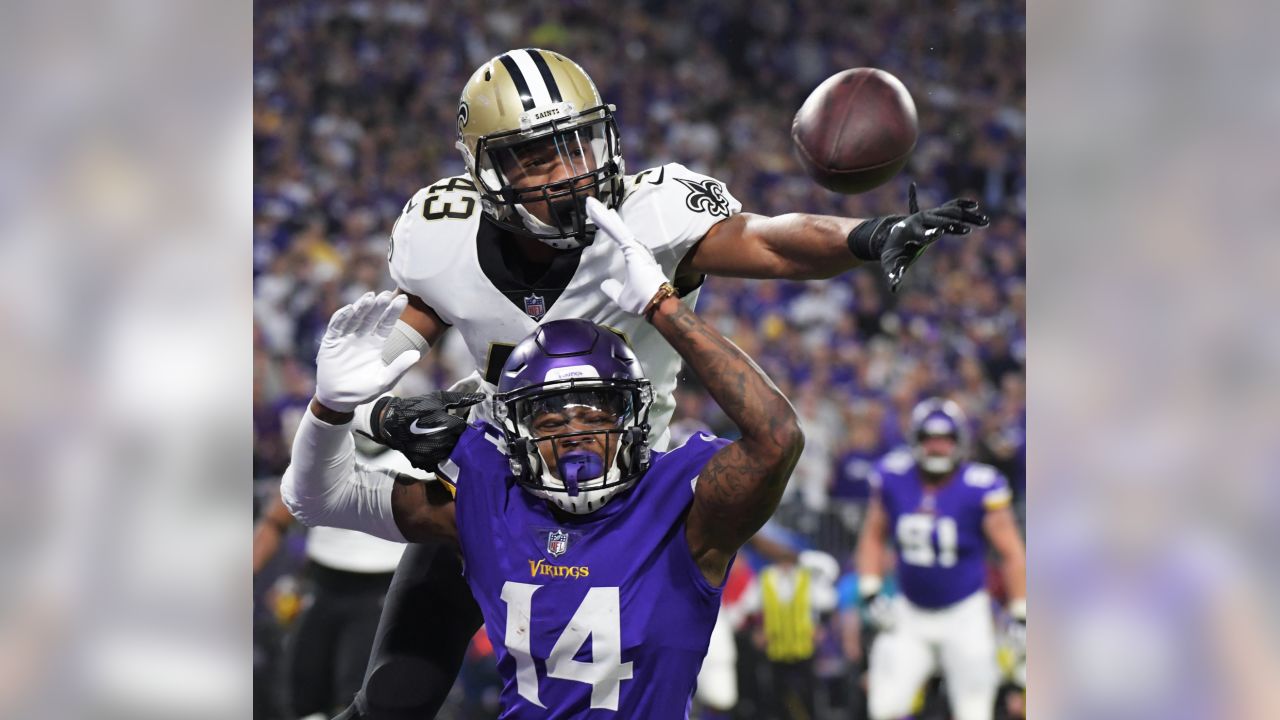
[649, 298, 805, 585]
[585, 196, 804, 585]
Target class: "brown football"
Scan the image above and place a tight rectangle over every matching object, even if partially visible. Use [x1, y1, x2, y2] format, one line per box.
[791, 68, 919, 194]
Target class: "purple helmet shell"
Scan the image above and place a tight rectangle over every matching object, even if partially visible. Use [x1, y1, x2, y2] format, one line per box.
[494, 319, 654, 514]
[498, 319, 643, 394]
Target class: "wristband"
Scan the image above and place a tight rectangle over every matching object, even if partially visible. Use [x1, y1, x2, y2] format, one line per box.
[643, 282, 679, 322]
[846, 216, 902, 261]
[1008, 598, 1026, 621]
[858, 575, 883, 598]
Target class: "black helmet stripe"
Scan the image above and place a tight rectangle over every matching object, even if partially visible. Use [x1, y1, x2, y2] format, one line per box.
[529, 50, 563, 103]
[498, 53, 536, 110]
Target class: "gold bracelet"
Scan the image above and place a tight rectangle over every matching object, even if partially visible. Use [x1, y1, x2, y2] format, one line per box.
[643, 282, 679, 322]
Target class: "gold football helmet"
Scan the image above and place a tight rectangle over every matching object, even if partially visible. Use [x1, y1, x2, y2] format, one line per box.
[456, 49, 624, 249]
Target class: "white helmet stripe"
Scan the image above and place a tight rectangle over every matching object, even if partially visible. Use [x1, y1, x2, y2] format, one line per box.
[509, 48, 555, 108]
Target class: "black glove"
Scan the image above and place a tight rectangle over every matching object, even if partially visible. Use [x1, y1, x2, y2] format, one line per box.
[366, 391, 486, 472]
[847, 182, 990, 292]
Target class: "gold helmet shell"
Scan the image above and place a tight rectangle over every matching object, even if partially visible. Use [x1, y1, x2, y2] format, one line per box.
[456, 49, 624, 249]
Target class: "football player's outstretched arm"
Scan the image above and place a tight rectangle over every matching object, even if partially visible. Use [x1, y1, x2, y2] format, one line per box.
[652, 298, 805, 585]
[281, 291, 460, 546]
[585, 198, 804, 586]
[681, 183, 988, 292]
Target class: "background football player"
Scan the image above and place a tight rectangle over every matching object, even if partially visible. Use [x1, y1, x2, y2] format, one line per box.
[282, 194, 816, 715]
[855, 398, 1026, 720]
[324, 47, 990, 719]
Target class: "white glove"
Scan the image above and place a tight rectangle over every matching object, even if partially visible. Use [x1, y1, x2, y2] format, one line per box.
[585, 196, 670, 315]
[864, 593, 897, 632]
[315, 291, 421, 413]
[858, 576, 897, 632]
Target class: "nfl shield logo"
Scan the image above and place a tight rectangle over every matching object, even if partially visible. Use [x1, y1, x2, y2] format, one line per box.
[523, 294, 546, 320]
[546, 529, 569, 557]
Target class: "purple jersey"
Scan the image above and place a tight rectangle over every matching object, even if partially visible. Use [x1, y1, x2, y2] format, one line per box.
[872, 450, 1011, 608]
[441, 424, 731, 718]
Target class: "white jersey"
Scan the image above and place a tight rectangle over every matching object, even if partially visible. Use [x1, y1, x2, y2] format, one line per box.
[387, 163, 742, 450]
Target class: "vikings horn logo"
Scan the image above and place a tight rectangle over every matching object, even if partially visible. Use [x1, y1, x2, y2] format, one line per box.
[546, 529, 570, 557]
[675, 177, 731, 218]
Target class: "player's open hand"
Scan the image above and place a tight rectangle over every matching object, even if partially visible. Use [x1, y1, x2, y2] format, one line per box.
[314, 291, 421, 414]
[585, 197, 670, 315]
[881, 182, 989, 292]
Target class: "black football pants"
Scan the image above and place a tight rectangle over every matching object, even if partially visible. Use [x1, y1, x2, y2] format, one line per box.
[332, 538, 483, 719]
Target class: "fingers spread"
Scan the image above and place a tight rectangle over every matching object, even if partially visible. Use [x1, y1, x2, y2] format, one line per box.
[930, 201, 989, 226]
[908, 181, 920, 215]
[354, 291, 392, 335]
[376, 293, 409, 336]
[326, 305, 356, 337]
[344, 291, 377, 333]
[940, 198, 980, 210]
[923, 208, 988, 228]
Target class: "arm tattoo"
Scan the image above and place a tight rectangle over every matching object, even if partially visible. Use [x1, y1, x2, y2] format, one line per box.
[650, 299, 803, 554]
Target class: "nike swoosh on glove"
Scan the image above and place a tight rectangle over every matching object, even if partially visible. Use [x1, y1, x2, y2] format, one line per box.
[370, 391, 486, 471]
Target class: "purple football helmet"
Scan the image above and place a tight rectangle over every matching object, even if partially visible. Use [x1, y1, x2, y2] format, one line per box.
[494, 319, 653, 514]
[909, 397, 970, 475]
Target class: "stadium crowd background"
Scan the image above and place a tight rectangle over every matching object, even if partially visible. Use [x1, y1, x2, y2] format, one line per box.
[252, 0, 1025, 717]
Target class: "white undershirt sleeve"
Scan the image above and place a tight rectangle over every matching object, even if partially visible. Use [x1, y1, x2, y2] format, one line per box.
[280, 408, 407, 543]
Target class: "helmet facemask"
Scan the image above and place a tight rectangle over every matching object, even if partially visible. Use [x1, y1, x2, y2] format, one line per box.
[468, 107, 623, 250]
[495, 380, 652, 514]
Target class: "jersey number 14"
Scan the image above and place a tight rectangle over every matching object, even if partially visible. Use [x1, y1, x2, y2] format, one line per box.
[500, 581, 634, 711]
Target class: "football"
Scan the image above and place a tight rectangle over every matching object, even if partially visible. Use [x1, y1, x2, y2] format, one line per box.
[791, 68, 919, 194]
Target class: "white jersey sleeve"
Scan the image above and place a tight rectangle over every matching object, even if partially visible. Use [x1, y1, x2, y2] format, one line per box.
[387, 175, 484, 318]
[618, 163, 742, 280]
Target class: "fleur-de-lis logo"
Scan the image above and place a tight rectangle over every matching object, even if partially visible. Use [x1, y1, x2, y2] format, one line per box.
[457, 101, 470, 136]
[675, 177, 731, 218]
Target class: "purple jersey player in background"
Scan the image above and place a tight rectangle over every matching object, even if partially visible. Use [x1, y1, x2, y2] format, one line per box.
[281, 198, 805, 717]
[854, 398, 1026, 720]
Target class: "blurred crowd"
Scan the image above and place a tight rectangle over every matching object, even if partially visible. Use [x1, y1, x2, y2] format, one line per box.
[253, 0, 1024, 717]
